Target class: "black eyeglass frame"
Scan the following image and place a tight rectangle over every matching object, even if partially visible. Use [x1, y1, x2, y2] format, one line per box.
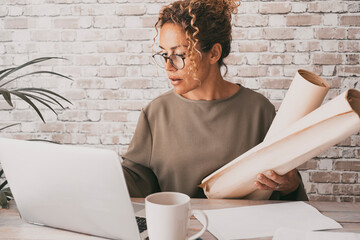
[152, 53, 186, 70]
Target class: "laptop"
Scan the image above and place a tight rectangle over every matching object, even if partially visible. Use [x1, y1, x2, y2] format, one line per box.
[0, 137, 148, 240]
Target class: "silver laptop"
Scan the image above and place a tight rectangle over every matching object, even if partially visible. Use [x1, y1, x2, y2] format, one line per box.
[0, 137, 148, 240]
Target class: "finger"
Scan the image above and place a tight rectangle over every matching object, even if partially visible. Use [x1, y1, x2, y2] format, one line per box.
[265, 170, 287, 185]
[256, 173, 278, 189]
[287, 169, 298, 179]
[254, 180, 273, 191]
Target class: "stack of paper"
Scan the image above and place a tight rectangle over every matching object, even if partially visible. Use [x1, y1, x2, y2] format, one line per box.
[194, 202, 342, 240]
[273, 228, 360, 240]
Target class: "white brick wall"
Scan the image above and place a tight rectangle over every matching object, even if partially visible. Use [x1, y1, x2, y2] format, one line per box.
[0, 0, 359, 202]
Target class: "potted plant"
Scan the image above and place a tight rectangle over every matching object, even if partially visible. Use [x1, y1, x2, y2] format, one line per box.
[0, 57, 72, 208]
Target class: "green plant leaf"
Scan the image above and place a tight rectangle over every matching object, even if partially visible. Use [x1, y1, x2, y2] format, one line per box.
[0, 70, 73, 88]
[0, 57, 72, 124]
[0, 88, 13, 107]
[14, 91, 58, 115]
[2, 187, 12, 198]
[0, 57, 66, 82]
[16, 88, 72, 105]
[0, 187, 12, 209]
[0, 68, 14, 78]
[0, 123, 20, 131]
[0, 180, 7, 191]
[19, 90, 66, 109]
[0, 170, 10, 209]
[15, 89, 72, 114]
[0, 191, 9, 209]
[15, 90, 57, 105]
[8, 91, 45, 122]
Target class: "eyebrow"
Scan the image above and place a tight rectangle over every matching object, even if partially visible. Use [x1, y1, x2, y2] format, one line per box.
[159, 44, 188, 50]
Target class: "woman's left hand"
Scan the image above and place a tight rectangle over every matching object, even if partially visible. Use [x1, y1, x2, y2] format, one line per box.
[254, 169, 300, 196]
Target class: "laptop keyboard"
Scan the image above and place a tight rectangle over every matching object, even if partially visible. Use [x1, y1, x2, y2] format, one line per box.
[136, 216, 147, 233]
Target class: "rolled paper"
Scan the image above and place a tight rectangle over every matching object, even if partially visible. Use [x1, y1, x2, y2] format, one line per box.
[201, 70, 330, 199]
[250, 69, 330, 199]
[265, 69, 330, 140]
[200, 88, 360, 199]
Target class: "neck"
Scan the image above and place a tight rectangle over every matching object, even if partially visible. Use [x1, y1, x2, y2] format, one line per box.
[182, 68, 239, 101]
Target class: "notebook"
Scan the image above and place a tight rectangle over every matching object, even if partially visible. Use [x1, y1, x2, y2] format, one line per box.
[0, 137, 148, 240]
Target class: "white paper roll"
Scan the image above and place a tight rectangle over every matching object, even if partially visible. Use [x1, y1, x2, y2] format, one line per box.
[200, 71, 360, 199]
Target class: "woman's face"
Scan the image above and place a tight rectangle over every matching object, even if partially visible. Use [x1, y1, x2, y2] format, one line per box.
[159, 23, 211, 96]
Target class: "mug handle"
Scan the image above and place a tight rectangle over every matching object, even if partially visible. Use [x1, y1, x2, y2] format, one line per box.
[187, 209, 208, 240]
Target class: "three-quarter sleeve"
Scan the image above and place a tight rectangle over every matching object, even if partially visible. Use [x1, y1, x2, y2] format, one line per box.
[121, 110, 161, 197]
[122, 159, 160, 197]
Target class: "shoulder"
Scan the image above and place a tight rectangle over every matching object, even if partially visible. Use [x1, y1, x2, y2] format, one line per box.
[142, 89, 178, 117]
[240, 87, 275, 112]
[236, 87, 276, 138]
[150, 89, 175, 104]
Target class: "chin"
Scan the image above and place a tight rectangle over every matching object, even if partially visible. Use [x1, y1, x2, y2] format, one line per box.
[172, 82, 199, 97]
[173, 84, 194, 95]
[173, 86, 187, 95]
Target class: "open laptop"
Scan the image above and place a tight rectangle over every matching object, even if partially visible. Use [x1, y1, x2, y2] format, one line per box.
[0, 137, 148, 240]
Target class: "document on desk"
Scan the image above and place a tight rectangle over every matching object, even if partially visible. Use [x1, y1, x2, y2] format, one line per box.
[194, 202, 342, 240]
[273, 228, 360, 240]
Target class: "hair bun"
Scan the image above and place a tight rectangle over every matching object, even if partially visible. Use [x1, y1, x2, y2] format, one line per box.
[223, 0, 241, 14]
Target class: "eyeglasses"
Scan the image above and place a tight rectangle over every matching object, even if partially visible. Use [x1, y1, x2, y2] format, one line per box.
[152, 53, 186, 70]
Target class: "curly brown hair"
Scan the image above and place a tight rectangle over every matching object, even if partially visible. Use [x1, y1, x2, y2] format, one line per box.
[154, 0, 241, 75]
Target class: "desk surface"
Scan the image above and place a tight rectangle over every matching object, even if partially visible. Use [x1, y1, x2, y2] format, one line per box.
[1, 199, 359, 240]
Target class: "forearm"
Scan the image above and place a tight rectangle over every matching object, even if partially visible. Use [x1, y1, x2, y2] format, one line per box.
[122, 159, 161, 198]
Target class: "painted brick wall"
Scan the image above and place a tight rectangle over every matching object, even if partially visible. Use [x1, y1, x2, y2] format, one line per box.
[0, 0, 359, 202]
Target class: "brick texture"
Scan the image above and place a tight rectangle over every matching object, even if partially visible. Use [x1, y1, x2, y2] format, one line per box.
[0, 0, 359, 202]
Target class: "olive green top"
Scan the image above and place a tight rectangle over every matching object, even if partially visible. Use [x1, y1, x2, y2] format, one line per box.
[122, 86, 308, 200]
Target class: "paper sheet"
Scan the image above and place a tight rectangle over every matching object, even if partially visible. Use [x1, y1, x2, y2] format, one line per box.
[273, 228, 360, 240]
[194, 202, 342, 240]
[200, 70, 360, 199]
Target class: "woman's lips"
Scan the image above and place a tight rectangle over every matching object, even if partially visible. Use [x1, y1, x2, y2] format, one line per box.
[169, 78, 182, 85]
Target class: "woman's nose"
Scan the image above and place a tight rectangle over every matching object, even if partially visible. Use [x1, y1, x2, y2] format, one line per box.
[164, 59, 176, 71]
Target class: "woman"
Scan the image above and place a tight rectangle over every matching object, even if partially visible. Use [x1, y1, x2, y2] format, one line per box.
[121, 0, 308, 200]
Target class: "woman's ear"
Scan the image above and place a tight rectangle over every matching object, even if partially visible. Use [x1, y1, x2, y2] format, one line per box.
[208, 43, 222, 65]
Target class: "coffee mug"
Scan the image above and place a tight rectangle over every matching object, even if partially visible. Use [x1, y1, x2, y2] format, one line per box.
[145, 192, 208, 240]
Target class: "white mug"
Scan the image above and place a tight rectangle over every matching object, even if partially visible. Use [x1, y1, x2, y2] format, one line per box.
[145, 192, 208, 240]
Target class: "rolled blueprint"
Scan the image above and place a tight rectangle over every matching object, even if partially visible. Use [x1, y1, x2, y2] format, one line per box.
[249, 70, 330, 199]
[200, 70, 330, 199]
[265, 70, 330, 140]
[200, 86, 360, 199]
